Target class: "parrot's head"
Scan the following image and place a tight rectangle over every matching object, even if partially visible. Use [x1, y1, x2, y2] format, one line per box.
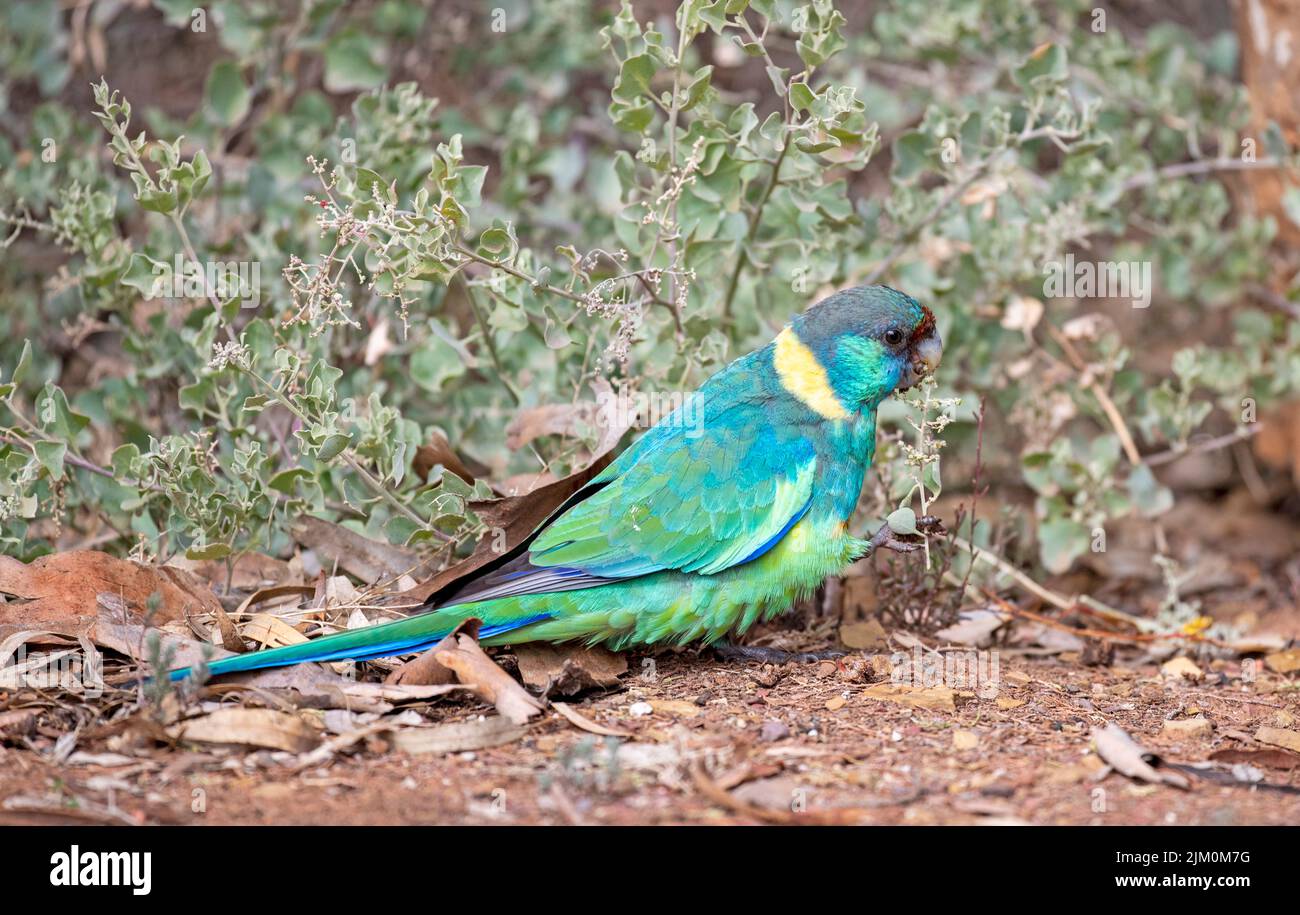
[781, 285, 943, 415]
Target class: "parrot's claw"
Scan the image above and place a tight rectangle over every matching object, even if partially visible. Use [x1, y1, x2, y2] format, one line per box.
[714, 643, 846, 664]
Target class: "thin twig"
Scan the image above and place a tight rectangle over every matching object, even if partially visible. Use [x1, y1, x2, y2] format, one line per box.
[663, 16, 688, 307]
[453, 244, 586, 304]
[720, 11, 796, 321]
[721, 137, 791, 321]
[1042, 322, 1141, 465]
[1247, 283, 1300, 321]
[981, 588, 1239, 649]
[0, 433, 155, 490]
[1144, 426, 1259, 467]
[946, 534, 1153, 632]
[956, 398, 987, 601]
[457, 274, 521, 406]
[1119, 156, 1287, 193]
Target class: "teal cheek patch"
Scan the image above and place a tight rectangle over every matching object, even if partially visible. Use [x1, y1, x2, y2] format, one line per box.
[827, 335, 904, 408]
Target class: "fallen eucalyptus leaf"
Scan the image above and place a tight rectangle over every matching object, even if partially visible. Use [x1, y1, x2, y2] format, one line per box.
[552, 701, 633, 737]
[1091, 723, 1189, 789]
[514, 643, 627, 695]
[1254, 726, 1300, 754]
[861, 682, 957, 712]
[389, 715, 526, 754]
[434, 633, 545, 724]
[169, 708, 320, 753]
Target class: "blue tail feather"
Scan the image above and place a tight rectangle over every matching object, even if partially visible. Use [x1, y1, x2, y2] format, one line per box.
[167, 610, 551, 681]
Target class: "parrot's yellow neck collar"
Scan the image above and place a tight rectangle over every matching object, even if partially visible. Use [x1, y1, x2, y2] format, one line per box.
[773, 326, 851, 421]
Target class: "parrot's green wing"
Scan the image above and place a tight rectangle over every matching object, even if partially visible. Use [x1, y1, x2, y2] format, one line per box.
[527, 401, 816, 578]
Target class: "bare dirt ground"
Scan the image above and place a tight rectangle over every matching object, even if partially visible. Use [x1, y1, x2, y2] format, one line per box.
[2, 471, 1299, 826]
[2, 634, 1297, 826]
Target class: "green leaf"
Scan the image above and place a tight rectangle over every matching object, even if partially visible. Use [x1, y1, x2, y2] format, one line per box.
[456, 165, 487, 208]
[137, 186, 178, 214]
[185, 149, 212, 202]
[789, 82, 816, 113]
[477, 226, 514, 256]
[206, 60, 250, 126]
[179, 378, 214, 414]
[1126, 464, 1174, 518]
[891, 130, 931, 181]
[34, 440, 66, 479]
[324, 33, 387, 93]
[410, 335, 467, 392]
[764, 65, 788, 97]
[488, 297, 528, 334]
[120, 252, 171, 299]
[543, 306, 572, 349]
[1088, 434, 1121, 475]
[1038, 517, 1088, 574]
[186, 542, 232, 561]
[887, 507, 917, 535]
[269, 467, 312, 494]
[110, 443, 141, 478]
[613, 54, 655, 102]
[682, 65, 714, 111]
[241, 394, 272, 414]
[384, 514, 423, 546]
[35, 384, 90, 440]
[921, 458, 942, 498]
[316, 433, 352, 462]
[610, 98, 654, 132]
[695, 0, 733, 33]
[794, 137, 838, 154]
[9, 339, 32, 387]
[353, 167, 386, 200]
[1014, 42, 1068, 90]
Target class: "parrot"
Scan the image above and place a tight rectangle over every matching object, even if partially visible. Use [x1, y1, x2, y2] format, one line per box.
[170, 284, 942, 680]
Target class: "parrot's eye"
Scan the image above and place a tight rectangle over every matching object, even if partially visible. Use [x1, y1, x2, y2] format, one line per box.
[883, 328, 905, 347]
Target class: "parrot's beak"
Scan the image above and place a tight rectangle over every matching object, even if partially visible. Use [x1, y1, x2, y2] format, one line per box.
[898, 331, 943, 391]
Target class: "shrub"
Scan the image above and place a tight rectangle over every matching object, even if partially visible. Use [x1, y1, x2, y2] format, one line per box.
[0, 0, 1295, 594]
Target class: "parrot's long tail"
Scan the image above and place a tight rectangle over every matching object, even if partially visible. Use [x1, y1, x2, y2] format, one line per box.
[166, 605, 544, 681]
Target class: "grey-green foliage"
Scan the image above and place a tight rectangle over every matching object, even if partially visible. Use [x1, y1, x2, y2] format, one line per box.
[0, 0, 1296, 581]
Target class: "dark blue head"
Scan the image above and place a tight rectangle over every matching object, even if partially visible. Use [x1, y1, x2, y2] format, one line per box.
[775, 285, 942, 416]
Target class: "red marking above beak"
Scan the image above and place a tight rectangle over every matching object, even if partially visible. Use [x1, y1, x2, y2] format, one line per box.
[909, 304, 937, 347]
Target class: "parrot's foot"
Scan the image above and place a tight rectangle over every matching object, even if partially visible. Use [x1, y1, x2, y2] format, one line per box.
[713, 643, 846, 664]
[869, 514, 944, 554]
